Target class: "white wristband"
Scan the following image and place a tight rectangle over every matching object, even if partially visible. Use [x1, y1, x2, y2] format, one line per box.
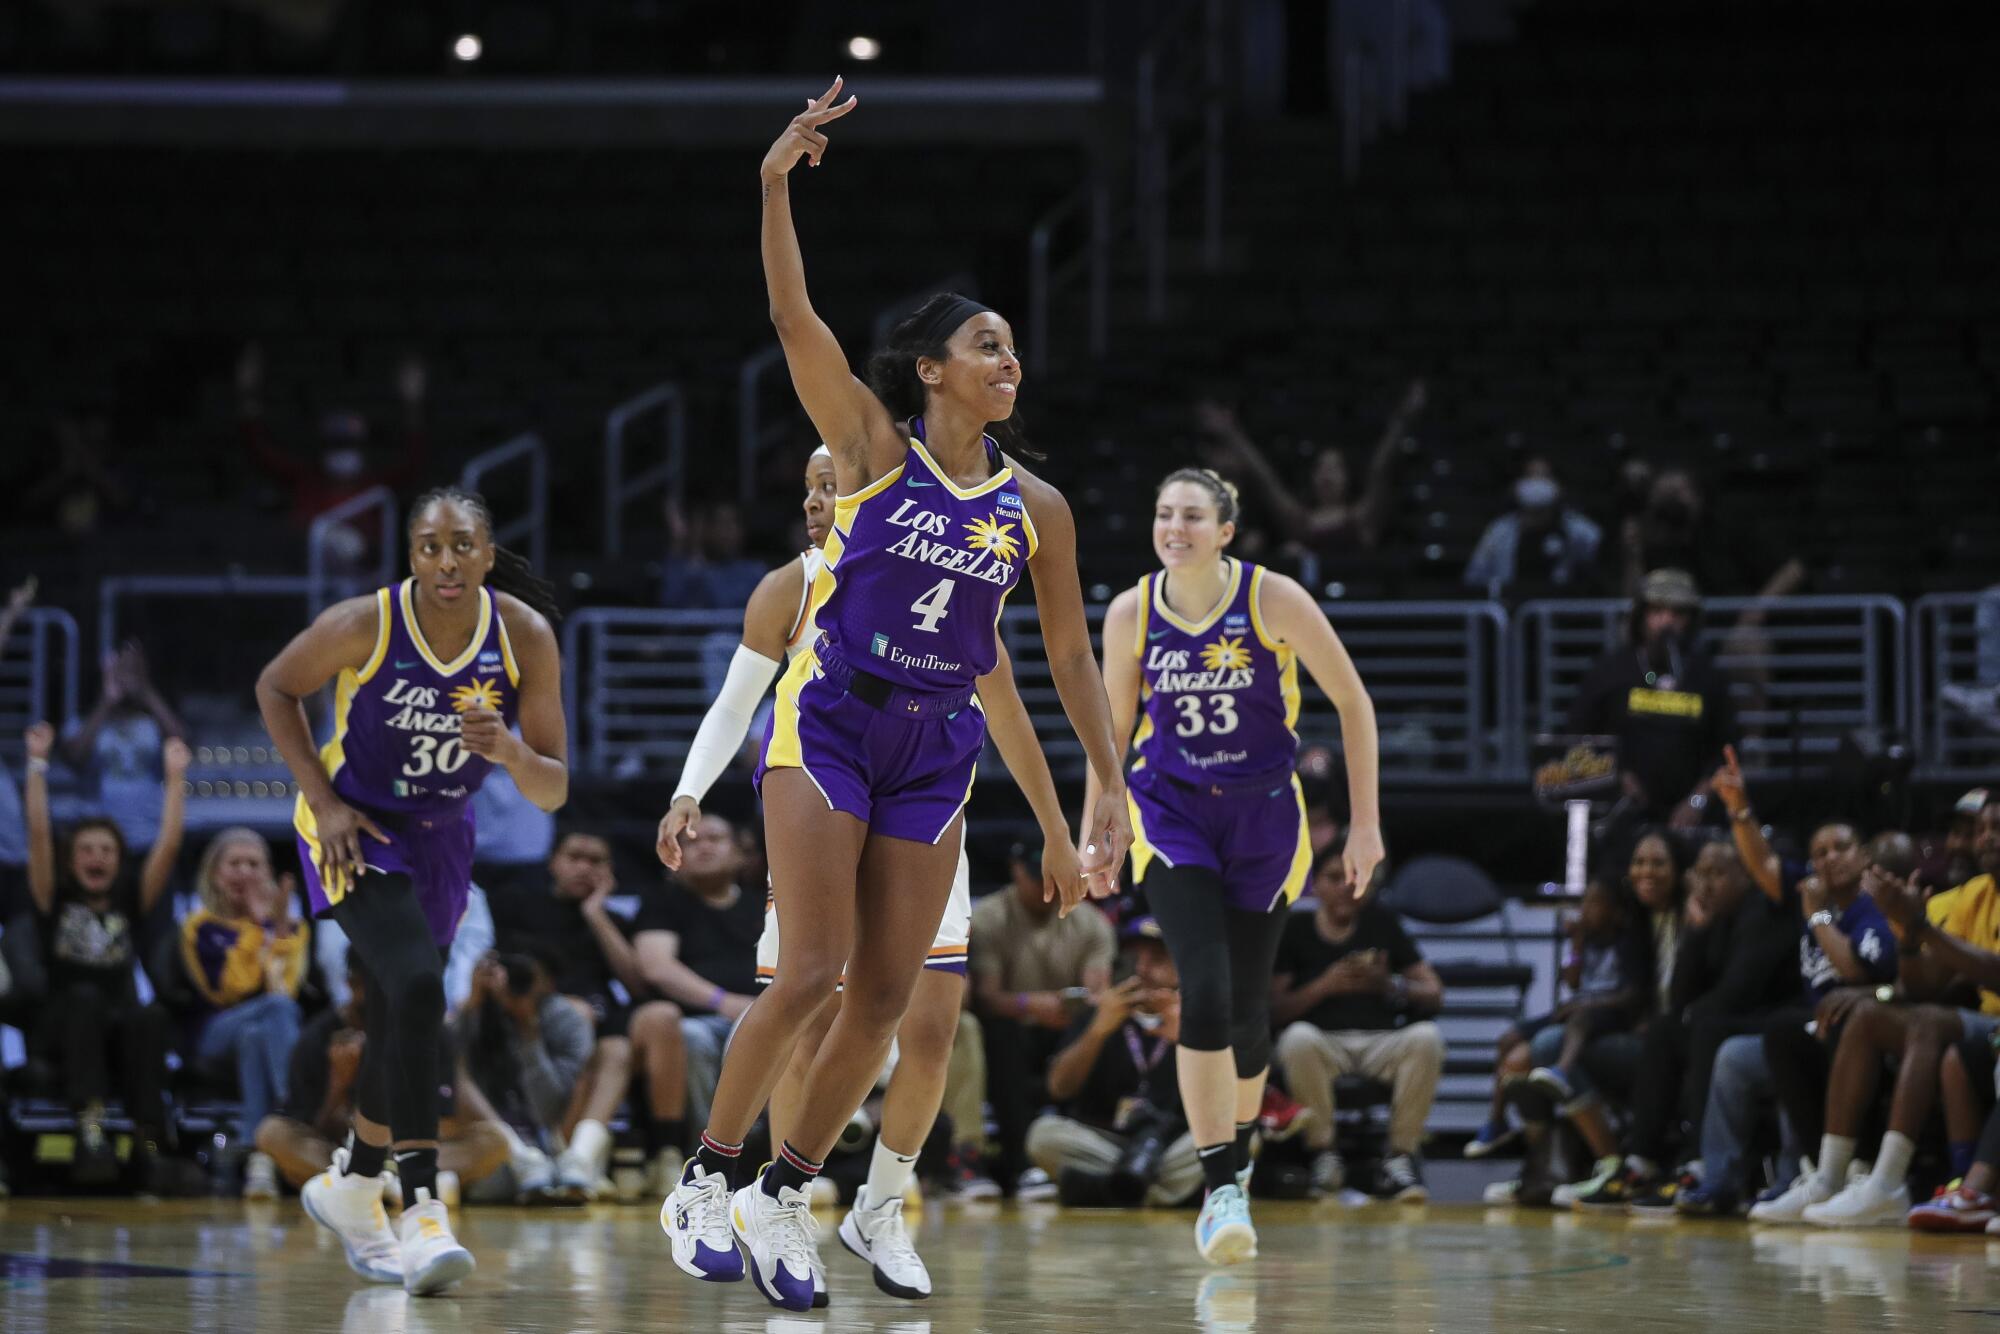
[25, 757, 49, 774]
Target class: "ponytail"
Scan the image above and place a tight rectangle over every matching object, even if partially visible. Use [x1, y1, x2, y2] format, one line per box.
[408, 485, 563, 623]
[864, 292, 1043, 462]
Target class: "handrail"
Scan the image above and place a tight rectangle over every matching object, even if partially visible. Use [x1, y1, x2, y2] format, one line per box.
[100, 574, 325, 658]
[0, 607, 80, 738]
[460, 432, 547, 572]
[736, 343, 789, 507]
[1912, 591, 2000, 780]
[603, 381, 687, 558]
[305, 485, 396, 614]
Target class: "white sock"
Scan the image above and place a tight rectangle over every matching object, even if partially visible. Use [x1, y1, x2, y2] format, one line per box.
[568, 1119, 612, 1177]
[862, 1139, 920, 1208]
[1871, 1132, 1915, 1191]
[1816, 1134, 1856, 1191]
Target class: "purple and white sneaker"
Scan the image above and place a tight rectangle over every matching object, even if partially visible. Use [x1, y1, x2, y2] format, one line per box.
[661, 1161, 745, 1283]
[732, 1171, 820, 1312]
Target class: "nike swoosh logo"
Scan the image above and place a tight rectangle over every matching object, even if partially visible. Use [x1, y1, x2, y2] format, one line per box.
[905, 477, 938, 488]
[1148, 628, 1171, 640]
[395, 659, 419, 668]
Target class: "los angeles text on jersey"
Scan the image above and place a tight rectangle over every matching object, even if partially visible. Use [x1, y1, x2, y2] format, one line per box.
[380, 679, 467, 734]
[882, 500, 1017, 585]
[1145, 646, 1256, 694]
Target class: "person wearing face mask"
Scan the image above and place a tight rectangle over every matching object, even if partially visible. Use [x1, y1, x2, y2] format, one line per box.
[1462, 458, 1604, 600]
[236, 341, 430, 529]
[1621, 469, 1805, 603]
[1565, 568, 1740, 832]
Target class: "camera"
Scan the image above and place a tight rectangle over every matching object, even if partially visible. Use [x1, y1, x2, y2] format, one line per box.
[1107, 1100, 1183, 1206]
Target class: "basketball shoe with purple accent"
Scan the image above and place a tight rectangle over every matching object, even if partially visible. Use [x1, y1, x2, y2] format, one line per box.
[733, 1171, 820, 1311]
[661, 1161, 744, 1283]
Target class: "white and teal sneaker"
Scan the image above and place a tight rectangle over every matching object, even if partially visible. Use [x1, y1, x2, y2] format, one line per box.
[1195, 1185, 1258, 1266]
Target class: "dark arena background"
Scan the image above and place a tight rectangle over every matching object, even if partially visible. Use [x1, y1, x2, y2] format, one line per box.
[1, 1, 1998, 1330]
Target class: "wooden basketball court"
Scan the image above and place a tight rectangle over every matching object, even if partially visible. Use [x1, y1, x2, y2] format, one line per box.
[0, 1195, 1989, 1332]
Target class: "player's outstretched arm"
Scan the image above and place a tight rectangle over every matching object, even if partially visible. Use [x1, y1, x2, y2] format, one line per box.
[761, 76, 902, 489]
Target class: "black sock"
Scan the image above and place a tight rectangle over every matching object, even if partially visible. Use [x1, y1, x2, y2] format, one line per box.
[694, 1132, 742, 1185]
[1198, 1142, 1237, 1196]
[395, 1147, 438, 1209]
[1234, 1121, 1257, 1173]
[764, 1141, 823, 1197]
[652, 1117, 688, 1155]
[345, 1132, 388, 1179]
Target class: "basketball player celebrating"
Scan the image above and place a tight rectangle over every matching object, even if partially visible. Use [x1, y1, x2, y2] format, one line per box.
[1081, 468, 1383, 1265]
[661, 76, 1131, 1313]
[658, 445, 1082, 1306]
[258, 487, 568, 1295]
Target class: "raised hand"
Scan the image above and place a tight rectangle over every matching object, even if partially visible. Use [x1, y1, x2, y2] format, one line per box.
[24, 721, 54, 762]
[656, 795, 701, 870]
[1712, 744, 1749, 816]
[162, 736, 192, 778]
[762, 76, 858, 182]
[5, 576, 34, 616]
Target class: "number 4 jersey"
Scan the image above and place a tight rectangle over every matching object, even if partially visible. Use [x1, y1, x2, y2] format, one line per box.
[292, 580, 519, 931]
[810, 430, 1035, 693]
[1129, 558, 1301, 787]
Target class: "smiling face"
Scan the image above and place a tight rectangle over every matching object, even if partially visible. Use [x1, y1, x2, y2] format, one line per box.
[68, 823, 123, 896]
[918, 314, 1021, 423]
[408, 497, 494, 613]
[1153, 479, 1235, 573]
[1809, 823, 1866, 897]
[1628, 834, 1678, 912]
[802, 453, 838, 549]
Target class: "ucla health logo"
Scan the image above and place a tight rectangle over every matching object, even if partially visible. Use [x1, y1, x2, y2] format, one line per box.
[996, 491, 1024, 511]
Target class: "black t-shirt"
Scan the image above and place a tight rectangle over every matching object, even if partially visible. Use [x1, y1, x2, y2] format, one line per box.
[485, 881, 632, 1000]
[1059, 1011, 1182, 1131]
[284, 1006, 458, 1123]
[633, 882, 763, 1006]
[1273, 903, 1425, 1033]
[40, 875, 142, 998]
[1564, 644, 1739, 815]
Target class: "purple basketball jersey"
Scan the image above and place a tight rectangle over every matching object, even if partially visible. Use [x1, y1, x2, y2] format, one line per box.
[318, 579, 521, 816]
[1129, 559, 1300, 785]
[813, 426, 1035, 693]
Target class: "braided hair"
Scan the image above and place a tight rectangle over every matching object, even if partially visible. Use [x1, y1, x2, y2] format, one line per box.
[863, 292, 1042, 461]
[407, 485, 563, 623]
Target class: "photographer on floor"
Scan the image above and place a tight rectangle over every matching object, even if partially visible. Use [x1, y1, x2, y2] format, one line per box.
[1026, 918, 1201, 1208]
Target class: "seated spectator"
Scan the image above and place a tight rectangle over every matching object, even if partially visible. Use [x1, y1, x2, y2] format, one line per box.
[1756, 800, 2000, 1226]
[1564, 570, 1738, 831]
[660, 498, 767, 611]
[1916, 787, 1990, 894]
[1272, 840, 1445, 1200]
[1572, 832, 1801, 1208]
[255, 958, 508, 1202]
[179, 828, 310, 1200]
[1467, 874, 1650, 1166]
[1195, 380, 1425, 577]
[451, 946, 605, 1205]
[1027, 918, 1200, 1208]
[629, 813, 763, 1194]
[486, 831, 639, 1195]
[22, 721, 186, 1189]
[1463, 456, 1605, 600]
[969, 843, 1117, 1195]
[60, 640, 186, 852]
[1672, 780, 1898, 1217]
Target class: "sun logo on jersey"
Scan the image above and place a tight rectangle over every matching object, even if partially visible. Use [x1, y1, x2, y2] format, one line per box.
[449, 678, 504, 714]
[1201, 636, 1254, 673]
[963, 513, 1021, 563]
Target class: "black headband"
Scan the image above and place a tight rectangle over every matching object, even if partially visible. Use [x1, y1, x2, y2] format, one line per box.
[913, 294, 994, 352]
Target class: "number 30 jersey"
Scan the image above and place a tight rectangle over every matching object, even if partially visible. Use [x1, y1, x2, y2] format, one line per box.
[812, 429, 1036, 693]
[300, 579, 521, 821]
[1129, 558, 1301, 786]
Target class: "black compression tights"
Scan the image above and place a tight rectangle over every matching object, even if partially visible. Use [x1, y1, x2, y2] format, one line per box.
[329, 872, 447, 1143]
[1144, 865, 1291, 1077]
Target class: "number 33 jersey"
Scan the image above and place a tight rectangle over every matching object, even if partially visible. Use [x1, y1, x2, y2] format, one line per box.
[1129, 558, 1301, 786]
[812, 432, 1036, 692]
[302, 579, 521, 820]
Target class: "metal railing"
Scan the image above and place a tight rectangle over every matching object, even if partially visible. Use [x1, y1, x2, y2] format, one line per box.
[736, 344, 791, 507]
[1513, 596, 1907, 775]
[562, 608, 742, 778]
[461, 432, 547, 572]
[603, 382, 687, 558]
[0, 608, 80, 752]
[1913, 591, 2000, 781]
[306, 485, 397, 614]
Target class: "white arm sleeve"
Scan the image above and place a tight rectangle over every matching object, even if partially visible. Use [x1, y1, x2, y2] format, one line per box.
[672, 643, 785, 804]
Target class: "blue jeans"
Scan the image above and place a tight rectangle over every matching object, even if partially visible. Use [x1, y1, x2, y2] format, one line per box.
[196, 992, 301, 1139]
[1699, 1033, 1803, 1194]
